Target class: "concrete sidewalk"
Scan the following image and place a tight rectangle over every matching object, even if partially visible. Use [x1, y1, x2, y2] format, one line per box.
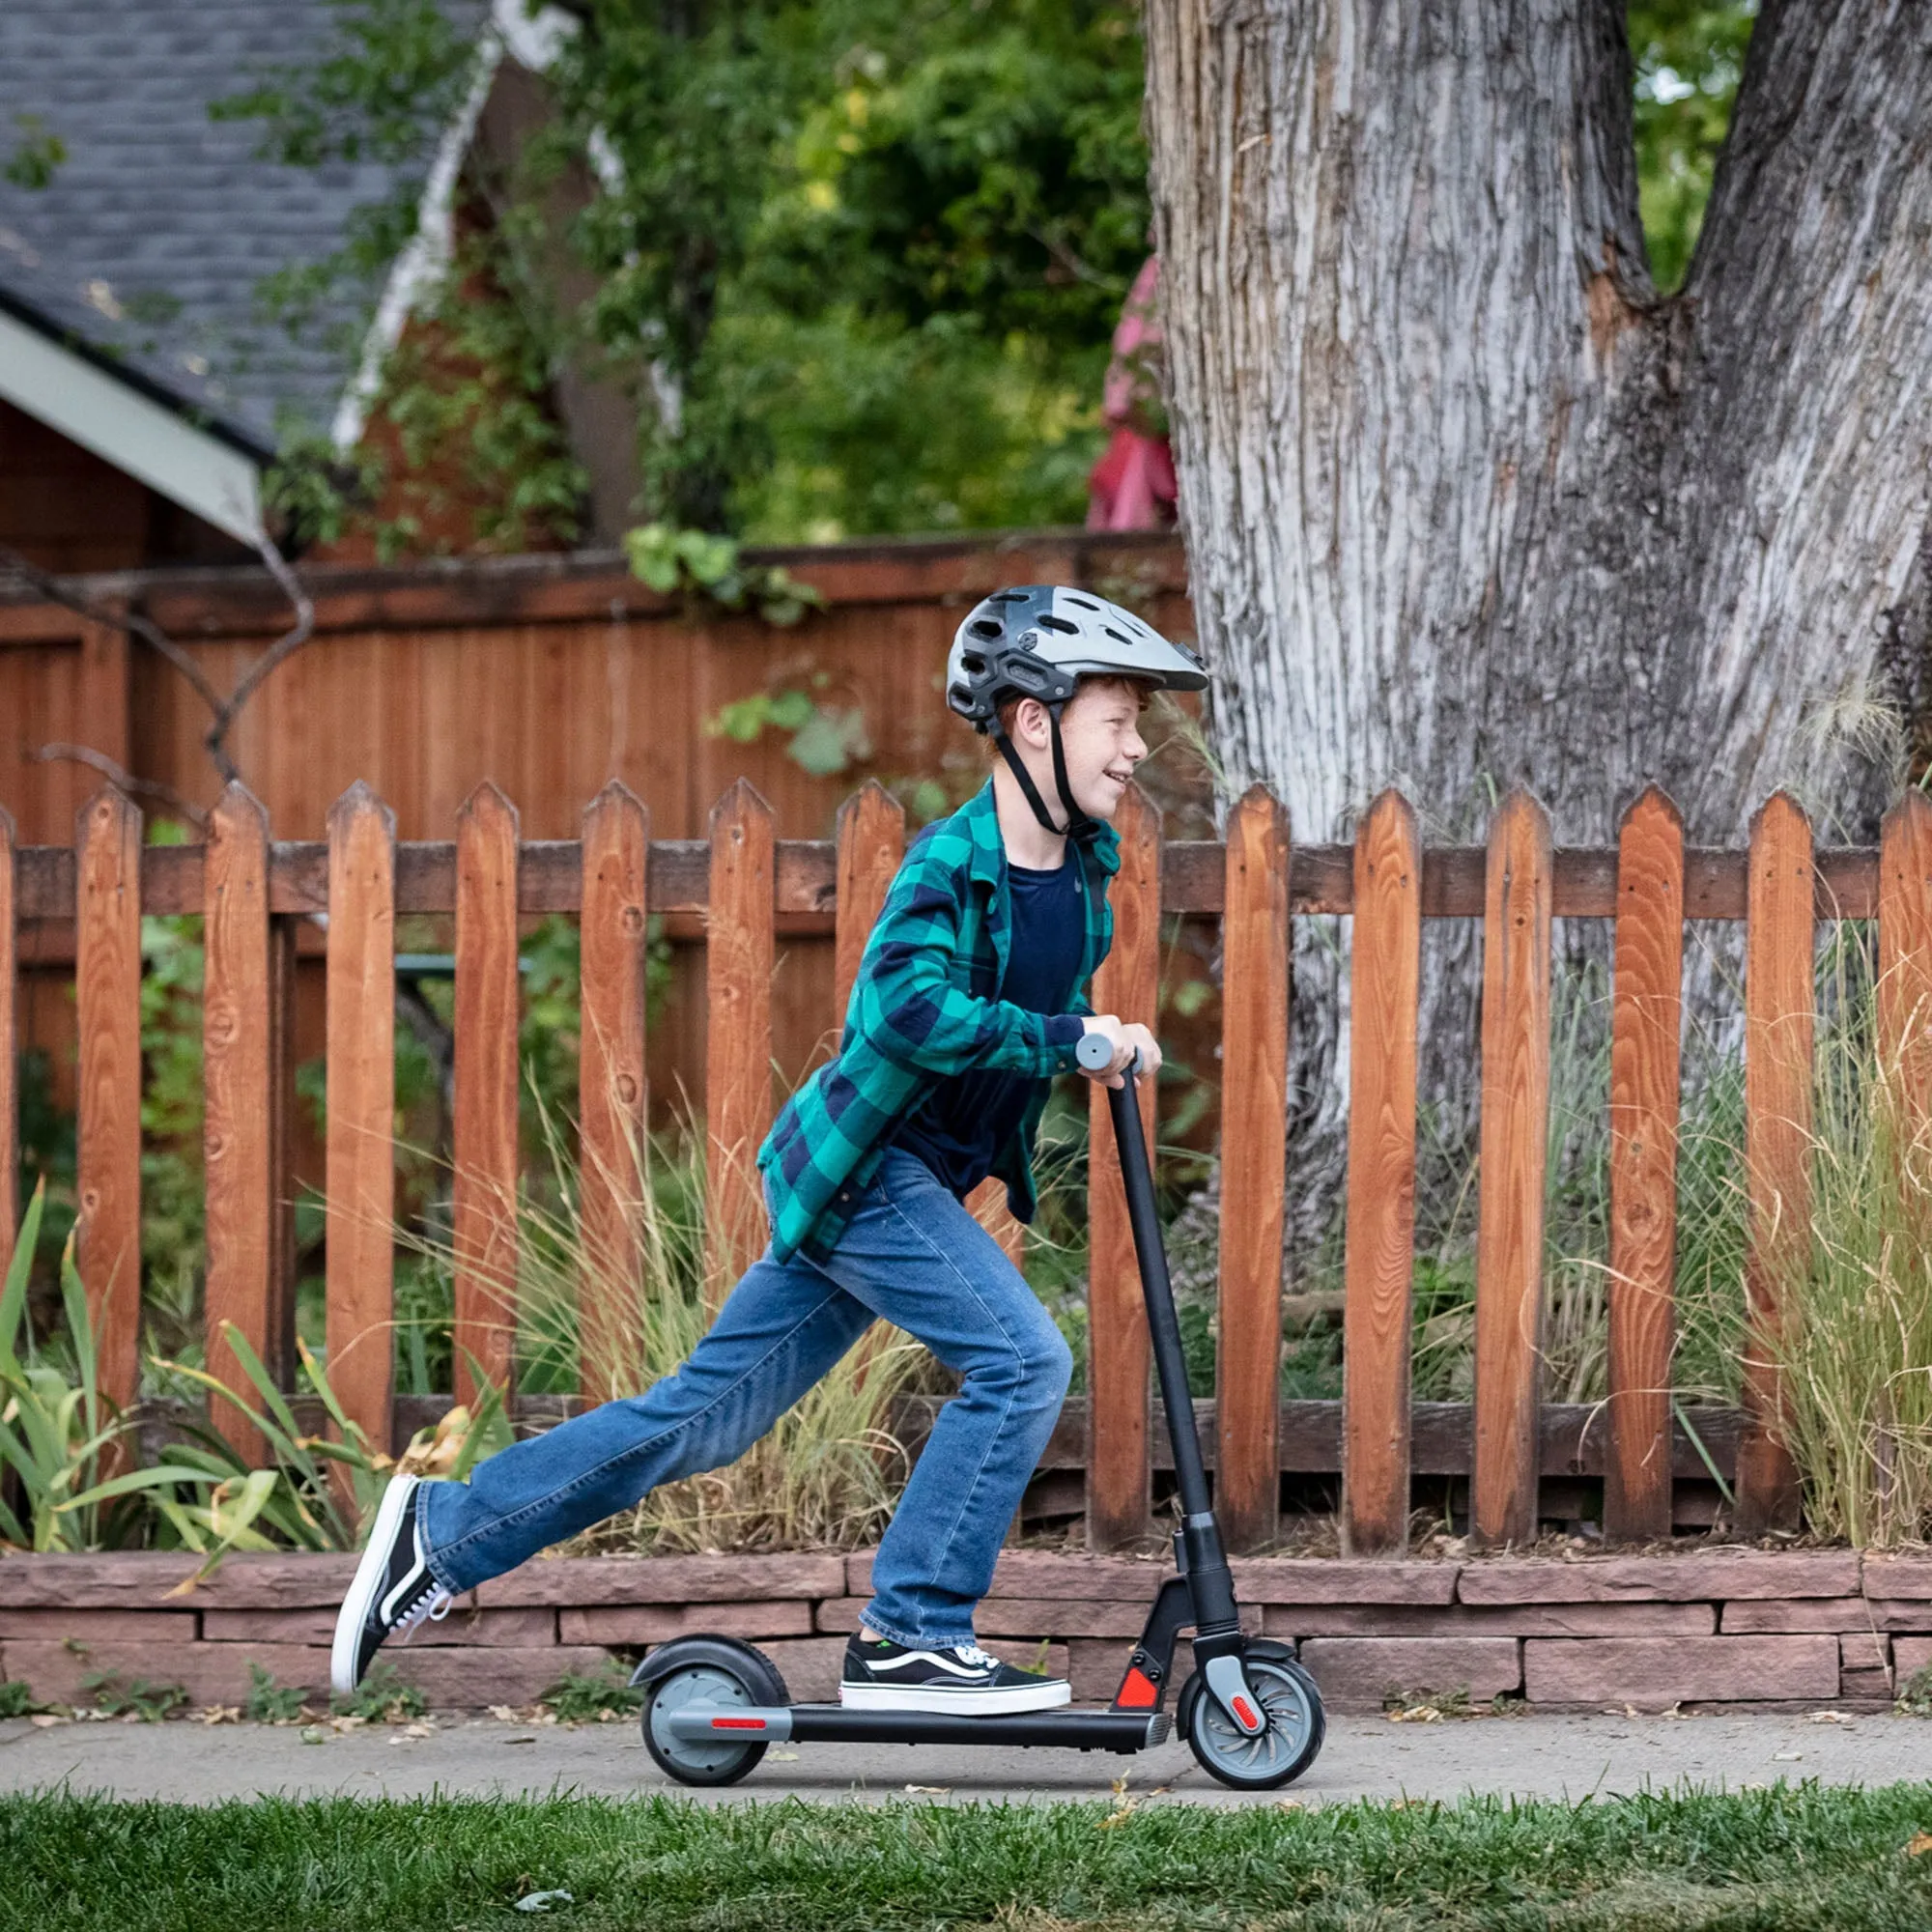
[5, 1708, 1929, 1807]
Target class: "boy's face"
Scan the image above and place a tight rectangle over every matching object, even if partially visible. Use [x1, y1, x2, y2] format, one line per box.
[1011, 678, 1150, 823]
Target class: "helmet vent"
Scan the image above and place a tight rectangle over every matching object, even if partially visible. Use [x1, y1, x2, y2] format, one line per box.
[1103, 626, 1133, 646]
[961, 652, 986, 674]
[1037, 613, 1080, 635]
[1065, 596, 1098, 611]
[968, 617, 1004, 640]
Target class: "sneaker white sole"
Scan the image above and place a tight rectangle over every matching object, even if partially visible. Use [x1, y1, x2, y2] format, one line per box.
[329, 1473, 419, 1696]
[838, 1679, 1073, 1716]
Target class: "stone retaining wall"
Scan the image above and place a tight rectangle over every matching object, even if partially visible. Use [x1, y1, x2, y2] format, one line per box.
[4, 1548, 1928, 1714]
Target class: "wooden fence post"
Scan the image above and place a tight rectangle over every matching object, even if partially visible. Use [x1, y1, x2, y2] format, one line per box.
[1737, 791, 1812, 1535]
[326, 782, 396, 1463]
[75, 785, 143, 1422]
[834, 780, 903, 1024]
[1605, 786, 1685, 1543]
[1341, 790, 1421, 1555]
[453, 781, 522, 1409]
[1216, 784, 1291, 1551]
[579, 781, 648, 1404]
[203, 783, 278, 1464]
[705, 781, 775, 1304]
[1878, 789, 1932, 1127]
[1087, 781, 1161, 1551]
[1473, 788, 1552, 1549]
[0, 807, 15, 1288]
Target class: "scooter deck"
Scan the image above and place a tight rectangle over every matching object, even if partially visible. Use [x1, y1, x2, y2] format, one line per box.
[661, 1702, 1170, 1752]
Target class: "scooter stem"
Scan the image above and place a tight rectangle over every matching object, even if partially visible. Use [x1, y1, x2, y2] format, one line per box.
[1082, 1042, 1242, 1644]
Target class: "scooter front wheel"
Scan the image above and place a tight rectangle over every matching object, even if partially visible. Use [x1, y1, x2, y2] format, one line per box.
[1178, 1645, 1324, 1791]
[639, 1643, 786, 1787]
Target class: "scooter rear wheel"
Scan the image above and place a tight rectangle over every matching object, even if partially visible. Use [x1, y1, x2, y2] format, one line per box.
[641, 1653, 781, 1787]
[1178, 1645, 1324, 1791]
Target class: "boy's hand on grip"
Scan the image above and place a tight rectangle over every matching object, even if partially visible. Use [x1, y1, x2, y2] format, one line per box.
[1077, 1015, 1162, 1090]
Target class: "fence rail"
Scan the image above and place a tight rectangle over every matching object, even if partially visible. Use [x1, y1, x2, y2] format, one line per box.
[13, 776, 1930, 1554]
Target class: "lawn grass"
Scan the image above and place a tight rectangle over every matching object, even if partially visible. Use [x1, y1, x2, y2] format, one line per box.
[6, 1783, 1932, 1930]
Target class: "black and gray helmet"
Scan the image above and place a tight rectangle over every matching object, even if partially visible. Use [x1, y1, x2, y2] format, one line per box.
[946, 584, 1207, 728]
[947, 585, 1208, 843]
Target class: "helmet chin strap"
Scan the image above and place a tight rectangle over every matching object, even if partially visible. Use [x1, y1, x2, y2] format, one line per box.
[990, 705, 1103, 845]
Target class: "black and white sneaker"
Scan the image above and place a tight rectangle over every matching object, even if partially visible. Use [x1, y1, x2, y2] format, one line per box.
[839, 1632, 1071, 1715]
[330, 1474, 453, 1695]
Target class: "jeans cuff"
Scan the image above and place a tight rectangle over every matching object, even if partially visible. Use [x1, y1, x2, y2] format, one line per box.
[413, 1482, 469, 1598]
[858, 1607, 977, 1651]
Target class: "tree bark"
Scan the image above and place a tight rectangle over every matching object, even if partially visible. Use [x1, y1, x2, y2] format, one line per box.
[1144, 0, 1932, 1208]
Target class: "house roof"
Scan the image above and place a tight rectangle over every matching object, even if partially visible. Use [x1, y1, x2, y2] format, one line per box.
[0, 0, 476, 464]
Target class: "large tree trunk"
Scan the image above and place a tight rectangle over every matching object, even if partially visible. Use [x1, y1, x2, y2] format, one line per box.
[1144, 0, 1932, 1213]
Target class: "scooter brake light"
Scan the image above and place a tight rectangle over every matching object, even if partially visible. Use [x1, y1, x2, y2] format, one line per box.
[711, 1716, 766, 1729]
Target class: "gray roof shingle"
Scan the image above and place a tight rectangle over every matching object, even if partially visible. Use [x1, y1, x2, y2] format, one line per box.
[0, 0, 483, 452]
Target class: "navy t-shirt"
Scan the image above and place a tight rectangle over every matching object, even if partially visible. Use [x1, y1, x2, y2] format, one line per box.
[889, 854, 1086, 1199]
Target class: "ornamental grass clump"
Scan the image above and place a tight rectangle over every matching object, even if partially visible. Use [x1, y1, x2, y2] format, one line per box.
[1763, 959, 1932, 1548]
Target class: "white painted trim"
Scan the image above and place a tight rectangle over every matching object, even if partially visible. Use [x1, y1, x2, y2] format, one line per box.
[328, 33, 506, 451]
[327, 4, 584, 454]
[0, 305, 264, 542]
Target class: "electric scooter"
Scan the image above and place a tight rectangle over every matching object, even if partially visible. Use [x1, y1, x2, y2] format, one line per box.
[632, 1037, 1326, 1791]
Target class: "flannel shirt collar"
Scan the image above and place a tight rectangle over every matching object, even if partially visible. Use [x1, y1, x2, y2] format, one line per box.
[958, 779, 1123, 889]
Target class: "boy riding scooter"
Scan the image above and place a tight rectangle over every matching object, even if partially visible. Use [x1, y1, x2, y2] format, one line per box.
[333, 587, 1208, 1716]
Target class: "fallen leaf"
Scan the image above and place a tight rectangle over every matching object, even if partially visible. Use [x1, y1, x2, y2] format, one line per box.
[769, 1749, 799, 1761]
[27, 1714, 68, 1730]
[298, 1725, 329, 1746]
[1275, 1799, 1303, 1812]
[1903, 1832, 1932, 1858]
[505, 1736, 537, 1746]
[489, 1706, 522, 1723]
[1808, 1710, 1856, 1725]
[513, 1890, 573, 1914]
[903, 1784, 950, 1795]
[1773, 1751, 1804, 1762]
[400, 1722, 435, 1740]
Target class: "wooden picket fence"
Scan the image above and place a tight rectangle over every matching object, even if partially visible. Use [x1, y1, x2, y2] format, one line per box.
[11, 775, 1932, 1555]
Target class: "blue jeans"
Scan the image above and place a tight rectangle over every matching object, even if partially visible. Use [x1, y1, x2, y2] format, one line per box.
[418, 1149, 1073, 1648]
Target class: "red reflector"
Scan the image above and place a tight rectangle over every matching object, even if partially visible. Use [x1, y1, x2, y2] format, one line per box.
[1232, 1696, 1260, 1730]
[1115, 1667, 1158, 1709]
[710, 1717, 766, 1730]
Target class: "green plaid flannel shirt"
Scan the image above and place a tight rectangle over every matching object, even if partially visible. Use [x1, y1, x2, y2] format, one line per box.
[758, 780, 1119, 1265]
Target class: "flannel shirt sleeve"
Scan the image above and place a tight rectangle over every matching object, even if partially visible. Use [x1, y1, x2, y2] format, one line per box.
[853, 864, 1086, 1078]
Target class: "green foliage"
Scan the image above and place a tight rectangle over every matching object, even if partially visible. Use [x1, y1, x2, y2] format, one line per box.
[704, 670, 870, 780]
[245, 1664, 312, 1725]
[331, 1662, 426, 1724]
[4, 112, 67, 191]
[81, 1673, 188, 1722]
[623, 524, 824, 626]
[1897, 1663, 1932, 1717]
[538, 1663, 642, 1724]
[0, 1679, 43, 1719]
[1629, 1, 1758, 292]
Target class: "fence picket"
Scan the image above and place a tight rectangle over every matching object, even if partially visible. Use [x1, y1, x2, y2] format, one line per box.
[75, 786, 143, 1422]
[1878, 790, 1932, 1126]
[453, 781, 522, 1408]
[1473, 789, 1552, 1549]
[579, 781, 649, 1404]
[705, 781, 776, 1303]
[1738, 791, 1812, 1534]
[834, 780, 904, 1024]
[325, 783, 396, 1463]
[1216, 785, 1291, 1550]
[0, 807, 15, 1287]
[1088, 783, 1162, 1551]
[203, 783, 279, 1463]
[1605, 786, 1684, 1542]
[1342, 791, 1421, 1555]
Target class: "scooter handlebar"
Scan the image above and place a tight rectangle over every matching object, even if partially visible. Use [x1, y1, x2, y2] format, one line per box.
[1075, 1030, 1143, 1077]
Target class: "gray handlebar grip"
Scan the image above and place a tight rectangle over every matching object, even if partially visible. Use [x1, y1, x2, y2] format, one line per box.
[1075, 1031, 1142, 1075]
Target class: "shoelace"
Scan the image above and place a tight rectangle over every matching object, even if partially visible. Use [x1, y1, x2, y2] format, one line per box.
[393, 1586, 452, 1645]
